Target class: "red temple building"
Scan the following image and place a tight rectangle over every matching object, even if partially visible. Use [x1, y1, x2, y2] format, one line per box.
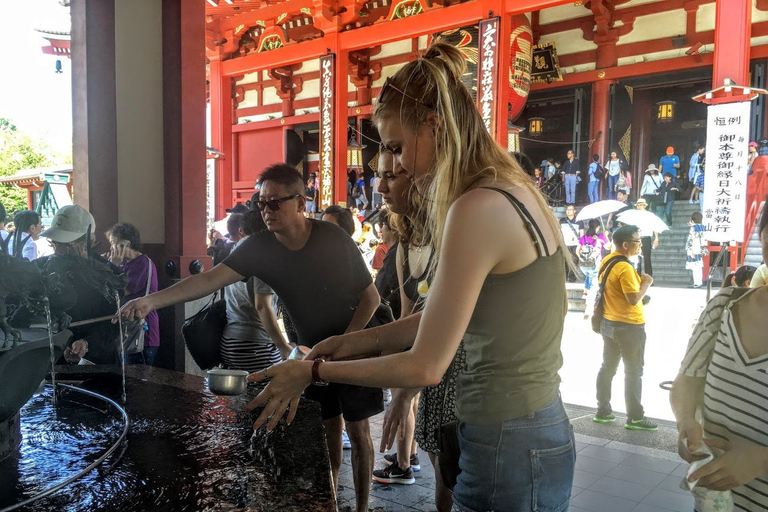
[60, 0, 766, 368]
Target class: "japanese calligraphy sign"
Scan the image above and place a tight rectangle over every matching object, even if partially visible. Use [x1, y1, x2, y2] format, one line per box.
[476, 18, 500, 137]
[530, 42, 562, 84]
[702, 101, 751, 242]
[319, 54, 335, 209]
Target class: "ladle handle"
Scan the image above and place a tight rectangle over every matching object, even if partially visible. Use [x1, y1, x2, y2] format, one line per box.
[31, 314, 117, 329]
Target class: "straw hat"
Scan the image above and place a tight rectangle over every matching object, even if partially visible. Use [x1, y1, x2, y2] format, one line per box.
[645, 164, 659, 173]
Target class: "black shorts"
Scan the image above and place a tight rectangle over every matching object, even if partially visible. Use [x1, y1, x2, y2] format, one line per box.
[304, 383, 384, 422]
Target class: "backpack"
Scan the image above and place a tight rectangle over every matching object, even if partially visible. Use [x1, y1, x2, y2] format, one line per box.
[351, 180, 362, 199]
[578, 243, 597, 268]
[593, 163, 604, 180]
[591, 256, 630, 334]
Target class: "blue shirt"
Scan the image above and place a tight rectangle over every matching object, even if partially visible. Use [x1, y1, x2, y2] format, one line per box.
[589, 162, 600, 182]
[659, 155, 680, 177]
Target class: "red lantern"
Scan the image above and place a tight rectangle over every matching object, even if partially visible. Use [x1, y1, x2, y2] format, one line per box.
[508, 14, 532, 123]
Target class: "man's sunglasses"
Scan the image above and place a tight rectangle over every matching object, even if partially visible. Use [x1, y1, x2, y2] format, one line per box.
[378, 77, 435, 110]
[255, 194, 299, 212]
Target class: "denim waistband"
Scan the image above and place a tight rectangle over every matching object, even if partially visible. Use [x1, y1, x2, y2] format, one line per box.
[499, 394, 568, 431]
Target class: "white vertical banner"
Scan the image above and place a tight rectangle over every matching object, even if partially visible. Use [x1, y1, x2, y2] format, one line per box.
[702, 101, 751, 242]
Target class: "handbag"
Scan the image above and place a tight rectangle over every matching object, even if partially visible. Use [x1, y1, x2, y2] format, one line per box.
[578, 244, 597, 268]
[182, 293, 227, 370]
[591, 256, 630, 334]
[121, 259, 153, 355]
[438, 421, 461, 491]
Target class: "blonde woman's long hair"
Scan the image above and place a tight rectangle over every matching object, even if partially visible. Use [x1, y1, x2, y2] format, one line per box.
[373, 42, 568, 272]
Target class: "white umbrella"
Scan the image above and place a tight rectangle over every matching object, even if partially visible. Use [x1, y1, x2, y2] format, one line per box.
[213, 214, 230, 235]
[575, 200, 628, 222]
[616, 209, 669, 235]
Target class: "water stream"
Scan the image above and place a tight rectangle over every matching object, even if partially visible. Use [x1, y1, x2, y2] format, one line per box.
[114, 292, 127, 404]
[44, 304, 57, 407]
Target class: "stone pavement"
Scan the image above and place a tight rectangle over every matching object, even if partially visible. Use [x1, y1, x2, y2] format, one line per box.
[337, 404, 695, 512]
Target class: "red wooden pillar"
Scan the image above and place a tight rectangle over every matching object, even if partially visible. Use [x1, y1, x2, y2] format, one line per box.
[334, 48, 350, 206]
[162, 0, 208, 277]
[590, 79, 614, 166]
[70, 0, 118, 246]
[209, 58, 234, 219]
[713, 0, 751, 87]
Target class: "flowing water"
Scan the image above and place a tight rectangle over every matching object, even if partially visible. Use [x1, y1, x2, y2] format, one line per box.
[114, 292, 127, 404]
[44, 304, 57, 407]
[0, 374, 334, 512]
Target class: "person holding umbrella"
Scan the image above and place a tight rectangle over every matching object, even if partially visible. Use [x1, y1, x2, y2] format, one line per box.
[640, 164, 662, 213]
[629, 198, 661, 276]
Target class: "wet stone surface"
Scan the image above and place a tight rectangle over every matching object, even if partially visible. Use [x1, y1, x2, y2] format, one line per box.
[0, 366, 336, 512]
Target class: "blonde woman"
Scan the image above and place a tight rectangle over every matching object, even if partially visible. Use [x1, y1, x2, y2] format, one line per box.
[245, 44, 575, 511]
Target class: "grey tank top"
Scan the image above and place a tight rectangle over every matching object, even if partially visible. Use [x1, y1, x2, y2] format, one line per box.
[455, 188, 566, 424]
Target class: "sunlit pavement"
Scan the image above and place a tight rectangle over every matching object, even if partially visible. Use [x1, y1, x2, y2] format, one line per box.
[560, 285, 708, 423]
[335, 286, 709, 511]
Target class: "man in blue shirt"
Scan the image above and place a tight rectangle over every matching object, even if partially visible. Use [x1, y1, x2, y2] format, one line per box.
[562, 149, 580, 204]
[588, 154, 601, 203]
[659, 146, 680, 179]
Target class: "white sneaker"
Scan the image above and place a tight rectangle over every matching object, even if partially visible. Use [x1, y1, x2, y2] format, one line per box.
[342, 429, 352, 449]
[383, 389, 392, 404]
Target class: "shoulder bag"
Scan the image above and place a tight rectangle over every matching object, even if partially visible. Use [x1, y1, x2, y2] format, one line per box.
[591, 256, 630, 334]
[182, 293, 227, 370]
[121, 258, 153, 355]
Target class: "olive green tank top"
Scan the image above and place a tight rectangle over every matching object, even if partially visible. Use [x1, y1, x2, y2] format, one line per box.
[455, 188, 566, 424]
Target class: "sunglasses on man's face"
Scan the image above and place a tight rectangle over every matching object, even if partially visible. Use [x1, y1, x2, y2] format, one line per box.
[255, 194, 299, 212]
[378, 77, 435, 110]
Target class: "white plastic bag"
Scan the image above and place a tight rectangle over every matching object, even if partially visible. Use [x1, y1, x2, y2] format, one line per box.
[679, 437, 734, 512]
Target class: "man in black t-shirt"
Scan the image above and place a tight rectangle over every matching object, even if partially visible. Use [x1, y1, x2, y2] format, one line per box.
[122, 164, 381, 512]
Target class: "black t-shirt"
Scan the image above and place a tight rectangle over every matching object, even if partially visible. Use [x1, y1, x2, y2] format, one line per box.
[222, 220, 372, 347]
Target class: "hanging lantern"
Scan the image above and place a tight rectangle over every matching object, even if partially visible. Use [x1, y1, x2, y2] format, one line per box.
[656, 101, 676, 122]
[347, 138, 365, 170]
[528, 117, 544, 137]
[508, 14, 533, 123]
[507, 126, 522, 152]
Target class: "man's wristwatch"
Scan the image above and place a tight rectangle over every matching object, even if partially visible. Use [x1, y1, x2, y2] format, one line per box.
[311, 358, 328, 386]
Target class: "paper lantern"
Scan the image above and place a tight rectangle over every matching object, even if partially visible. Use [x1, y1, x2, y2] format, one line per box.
[508, 14, 533, 123]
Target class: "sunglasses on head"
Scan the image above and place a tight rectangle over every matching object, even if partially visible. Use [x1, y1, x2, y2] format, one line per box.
[379, 77, 435, 110]
[255, 194, 299, 212]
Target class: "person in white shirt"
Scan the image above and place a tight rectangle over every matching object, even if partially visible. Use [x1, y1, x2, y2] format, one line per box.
[605, 151, 625, 200]
[7, 210, 43, 261]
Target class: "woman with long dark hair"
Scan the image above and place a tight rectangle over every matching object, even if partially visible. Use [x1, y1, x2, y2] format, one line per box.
[7, 210, 42, 260]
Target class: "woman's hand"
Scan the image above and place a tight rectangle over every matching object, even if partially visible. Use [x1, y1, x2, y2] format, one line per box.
[380, 389, 416, 453]
[109, 244, 128, 266]
[692, 439, 768, 491]
[120, 296, 155, 322]
[246, 360, 311, 430]
[677, 418, 706, 463]
[64, 339, 88, 364]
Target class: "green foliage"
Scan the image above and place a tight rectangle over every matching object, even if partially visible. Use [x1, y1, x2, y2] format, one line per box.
[0, 118, 62, 215]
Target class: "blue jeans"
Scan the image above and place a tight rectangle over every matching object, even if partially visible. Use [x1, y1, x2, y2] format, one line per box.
[564, 174, 578, 204]
[607, 174, 619, 199]
[597, 320, 646, 420]
[588, 180, 599, 203]
[657, 201, 674, 226]
[452, 395, 576, 512]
